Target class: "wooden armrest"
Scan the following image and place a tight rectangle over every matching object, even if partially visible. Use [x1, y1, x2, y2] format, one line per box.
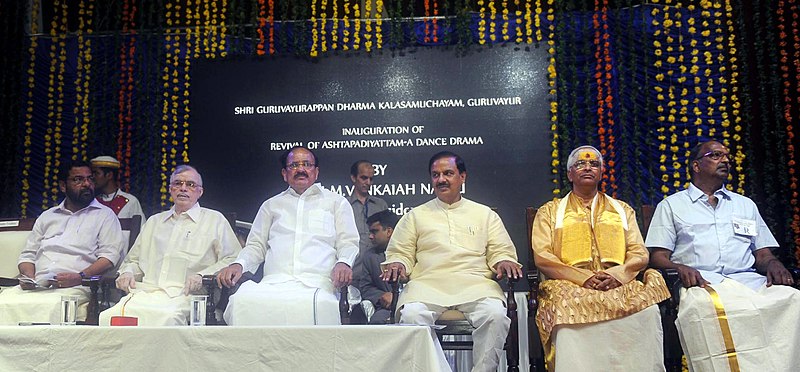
[0, 277, 20, 286]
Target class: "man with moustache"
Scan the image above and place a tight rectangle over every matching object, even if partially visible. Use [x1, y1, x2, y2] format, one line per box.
[647, 140, 800, 371]
[382, 151, 522, 372]
[218, 146, 359, 325]
[531, 145, 669, 371]
[98, 165, 241, 326]
[0, 160, 125, 325]
[355, 210, 398, 324]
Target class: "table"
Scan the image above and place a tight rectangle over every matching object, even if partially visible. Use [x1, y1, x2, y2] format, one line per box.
[0, 325, 449, 371]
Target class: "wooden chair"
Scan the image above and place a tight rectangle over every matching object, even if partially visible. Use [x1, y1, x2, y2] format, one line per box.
[0, 215, 140, 325]
[525, 207, 545, 371]
[0, 218, 37, 286]
[640, 204, 683, 372]
[85, 214, 142, 325]
[387, 265, 521, 371]
[642, 204, 800, 371]
[201, 213, 352, 325]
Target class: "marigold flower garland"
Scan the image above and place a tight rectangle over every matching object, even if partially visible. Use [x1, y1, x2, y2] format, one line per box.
[118, 0, 136, 190]
[723, 0, 745, 194]
[651, 2, 671, 196]
[343, 0, 350, 50]
[73, 0, 93, 162]
[547, 0, 559, 195]
[256, 0, 267, 56]
[364, 0, 372, 51]
[21, 0, 41, 216]
[332, 0, 339, 50]
[778, 0, 800, 260]
[478, 0, 486, 44]
[42, 0, 69, 209]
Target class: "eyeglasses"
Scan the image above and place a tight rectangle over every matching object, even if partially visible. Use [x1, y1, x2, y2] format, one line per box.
[697, 150, 730, 161]
[572, 160, 601, 170]
[68, 176, 95, 185]
[170, 180, 202, 190]
[286, 161, 316, 170]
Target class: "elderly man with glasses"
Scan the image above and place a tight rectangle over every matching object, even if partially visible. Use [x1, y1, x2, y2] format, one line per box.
[0, 160, 125, 325]
[218, 146, 359, 325]
[647, 140, 800, 371]
[531, 145, 669, 371]
[98, 164, 241, 326]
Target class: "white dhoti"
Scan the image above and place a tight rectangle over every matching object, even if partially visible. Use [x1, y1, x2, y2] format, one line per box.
[224, 280, 340, 325]
[0, 286, 90, 325]
[549, 304, 664, 371]
[677, 280, 800, 372]
[99, 288, 191, 326]
[400, 297, 509, 372]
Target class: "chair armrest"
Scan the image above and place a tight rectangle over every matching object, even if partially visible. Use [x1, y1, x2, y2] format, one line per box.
[81, 275, 104, 325]
[526, 269, 539, 312]
[659, 268, 681, 315]
[339, 286, 350, 325]
[202, 274, 232, 325]
[388, 279, 400, 324]
[0, 277, 19, 286]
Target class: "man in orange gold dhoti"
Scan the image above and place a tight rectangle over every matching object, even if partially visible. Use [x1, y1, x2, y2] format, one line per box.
[531, 145, 670, 371]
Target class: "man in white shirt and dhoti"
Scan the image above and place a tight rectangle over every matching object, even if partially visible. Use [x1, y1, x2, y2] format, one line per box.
[0, 160, 125, 325]
[217, 146, 359, 325]
[99, 165, 241, 326]
[381, 151, 523, 372]
[647, 140, 800, 372]
[531, 145, 669, 371]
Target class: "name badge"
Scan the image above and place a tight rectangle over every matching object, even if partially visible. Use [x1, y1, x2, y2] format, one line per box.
[732, 217, 757, 237]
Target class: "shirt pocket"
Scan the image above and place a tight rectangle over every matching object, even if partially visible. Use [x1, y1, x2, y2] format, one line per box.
[453, 224, 488, 254]
[307, 209, 335, 238]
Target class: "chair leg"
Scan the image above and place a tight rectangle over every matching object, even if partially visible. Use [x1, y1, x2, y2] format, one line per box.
[506, 282, 519, 372]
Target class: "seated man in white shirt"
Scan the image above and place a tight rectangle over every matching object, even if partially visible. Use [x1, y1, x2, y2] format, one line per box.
[217, 146, 359, 325]
[647, 140, 800, 371]
[99, 165, 241, 326]
[0, 160, 125, 325]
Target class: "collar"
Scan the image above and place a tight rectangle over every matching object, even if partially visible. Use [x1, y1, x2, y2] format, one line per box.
[687, 183, 731, 202]
[97, 188, 122, 201]
[348, 193, 378, 205]
[56, 198, 104, 214]
[434, 196, 465, 210]
[285, 183, 323, 198]
[164, 202, 201, 222]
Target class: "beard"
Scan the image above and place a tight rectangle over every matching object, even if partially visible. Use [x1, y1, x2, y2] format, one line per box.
[67, 187, 95, 208]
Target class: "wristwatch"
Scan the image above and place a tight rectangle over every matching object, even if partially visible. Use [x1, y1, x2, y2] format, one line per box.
[79, 271, 86, 279]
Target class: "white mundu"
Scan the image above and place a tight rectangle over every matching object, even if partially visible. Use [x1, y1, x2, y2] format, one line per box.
[99, 204, 240, 326]
[677, 280, 800, 371]
[0, 199, 124, 325]
[224, 184, 359, 325]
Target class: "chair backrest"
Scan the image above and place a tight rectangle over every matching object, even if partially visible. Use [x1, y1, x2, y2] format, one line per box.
[118, 215, 142, 251]
[0, 218, 36, 278]
[640, 204, 656, 240]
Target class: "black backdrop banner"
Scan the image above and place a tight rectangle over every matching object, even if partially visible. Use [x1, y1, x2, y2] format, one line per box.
[190, 46, 552, 265]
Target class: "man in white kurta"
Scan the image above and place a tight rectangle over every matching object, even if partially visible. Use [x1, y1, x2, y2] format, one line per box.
[0, 161, 125, 325]
[647, 140, 800, 372]
[532, 146, 668, 372]
[99, 165, 241, 326]
[218, 146, 359, 325]
[382, 151, 522, 372]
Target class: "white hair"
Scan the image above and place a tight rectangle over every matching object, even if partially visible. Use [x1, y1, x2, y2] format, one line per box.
[170, 164, 203, 186]
[566, 145, 604, 169]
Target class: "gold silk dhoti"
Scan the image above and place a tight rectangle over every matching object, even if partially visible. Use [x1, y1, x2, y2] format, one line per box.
[536, 269, 670, 367]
